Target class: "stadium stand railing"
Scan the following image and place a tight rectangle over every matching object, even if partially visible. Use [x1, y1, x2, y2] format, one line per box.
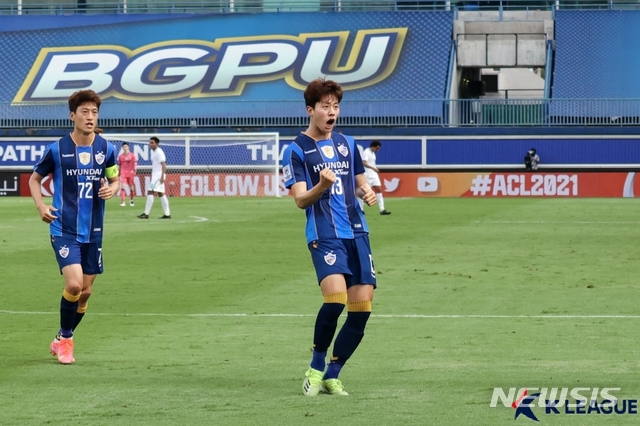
[2, 99, 640, 128]
[3, 1, 640, 129]
[2, 0, 640, 15]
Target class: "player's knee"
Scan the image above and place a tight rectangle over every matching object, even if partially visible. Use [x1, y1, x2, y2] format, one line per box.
[64, 280, 82, 293]
[79, 288, 92, 303]
[62, 288, 81, 302]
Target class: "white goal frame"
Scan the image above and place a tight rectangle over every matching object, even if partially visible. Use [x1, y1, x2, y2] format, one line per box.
[102, 132, 281, 197]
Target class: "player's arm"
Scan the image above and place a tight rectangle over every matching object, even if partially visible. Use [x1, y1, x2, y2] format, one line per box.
[98, 164, 120, 200]
[98, 144, 120, 199]
[160, 161, 167, 183]
[355, 174, 376, 206]
[362, 151, 379, 173]
[352, 141, 375, 204]
[30, 146, 58, 223]
[362, 160, 379, 173]
[29, 171, 57, 223]
[133, 154, 138, 174]
[291, 168, 336, 209]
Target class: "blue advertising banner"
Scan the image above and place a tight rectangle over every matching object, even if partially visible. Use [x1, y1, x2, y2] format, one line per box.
[3, 136, 640, 169]
[0, 136, 421, 168]
[426, 137, 640, 166]
[552, 10, 640, 116]
[0, 12, 452, 121]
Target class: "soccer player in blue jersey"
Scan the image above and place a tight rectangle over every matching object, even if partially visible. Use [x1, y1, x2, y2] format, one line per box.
[29, 90, 120, 364]
[282, 78, 378, 396]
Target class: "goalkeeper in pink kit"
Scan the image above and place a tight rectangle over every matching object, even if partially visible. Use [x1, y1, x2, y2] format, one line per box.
[118, 142, 137, 206]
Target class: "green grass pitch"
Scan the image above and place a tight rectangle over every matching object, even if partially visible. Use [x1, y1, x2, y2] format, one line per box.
[1, 196, 639, 425]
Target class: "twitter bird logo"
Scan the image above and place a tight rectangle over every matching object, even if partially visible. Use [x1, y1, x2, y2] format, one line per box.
[383, 178, 400, 192]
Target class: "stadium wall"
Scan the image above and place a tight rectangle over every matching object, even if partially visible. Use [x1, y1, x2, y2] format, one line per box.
[2, 11, 639, 198]
[3, 135, 640, 169]
[2, 135, 640, 199]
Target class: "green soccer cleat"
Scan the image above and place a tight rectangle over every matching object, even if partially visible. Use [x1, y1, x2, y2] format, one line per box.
[302, 368, 324, 396]
[322, 379, 349, 396]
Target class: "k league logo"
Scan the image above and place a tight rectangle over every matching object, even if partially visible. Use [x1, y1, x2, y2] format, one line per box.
[491, 387, 638, 422]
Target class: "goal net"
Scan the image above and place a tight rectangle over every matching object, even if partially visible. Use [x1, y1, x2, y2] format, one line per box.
[102, 133, 281, 197]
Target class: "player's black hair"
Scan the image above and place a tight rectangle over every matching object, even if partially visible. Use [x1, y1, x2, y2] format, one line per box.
[68, 90, 101, 112]
[122, 142, 129, 147]
[370, 140, 382, 148]
[304, 78, 343, 108]
[150, 137, 160, 144]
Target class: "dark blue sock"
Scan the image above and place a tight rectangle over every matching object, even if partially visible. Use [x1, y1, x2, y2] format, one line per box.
[311, 350, 327, 372]
[73, 312, 85, 331]
[59, 328, 73, 338]
[324, 361, 344, 380]
[60, 296, 78, 338]
[330, 311, 371, 372]
[311, 303, 345, 370]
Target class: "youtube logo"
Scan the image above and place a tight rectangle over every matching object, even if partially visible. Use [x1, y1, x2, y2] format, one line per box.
[417, 176, 439, 192]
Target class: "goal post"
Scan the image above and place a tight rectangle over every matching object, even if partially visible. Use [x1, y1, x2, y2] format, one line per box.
[102, 132, 281, 197]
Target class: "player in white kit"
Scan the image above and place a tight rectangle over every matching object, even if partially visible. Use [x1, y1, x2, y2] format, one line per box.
[361, 140, 390, 215]
[137, 137, 171, 219]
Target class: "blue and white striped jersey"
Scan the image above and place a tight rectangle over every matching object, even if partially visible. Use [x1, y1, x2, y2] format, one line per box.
[34, 134, 117, 243]
[283, 132, 369, 243]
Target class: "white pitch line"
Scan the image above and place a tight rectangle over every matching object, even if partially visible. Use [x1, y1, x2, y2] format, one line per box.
[1, 310, 640, 319]
[189, 216, 210, 222]
[474, 221, 640, 224]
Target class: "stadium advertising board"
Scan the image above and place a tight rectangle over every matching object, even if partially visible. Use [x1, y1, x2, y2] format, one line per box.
[0, 172, 20, 196]
[427, 137, 640, 165]
[15, 171, 640, 198]
[0, 12, 452, 120]
[377, 172, 640, 197]
[0, 141, 50, 167]
[16, 172, 285, 197]
[4, 136, 640, 168]
[0, 137, 421, 168]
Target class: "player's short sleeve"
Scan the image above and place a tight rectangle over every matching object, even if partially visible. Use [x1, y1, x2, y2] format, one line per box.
[33, 143, 56, 177]
[157, 148, 167, 163]
[106, 142, 117, 167]
[282, 142, 306, 189]
[104, 142, 119, 178]
[363, 149, 373, 164]
[349, 137, 365, 175]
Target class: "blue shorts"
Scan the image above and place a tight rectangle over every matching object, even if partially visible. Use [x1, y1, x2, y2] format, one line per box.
[308, 235, 376, 288]
[50, 235, 103, 275]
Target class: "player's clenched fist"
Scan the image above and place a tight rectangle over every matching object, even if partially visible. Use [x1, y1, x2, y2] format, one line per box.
[37, 204, 58, 223]
[319, 168, 336, 190]
[359, 183, 377, 206]
[98, 178, 113, 200]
